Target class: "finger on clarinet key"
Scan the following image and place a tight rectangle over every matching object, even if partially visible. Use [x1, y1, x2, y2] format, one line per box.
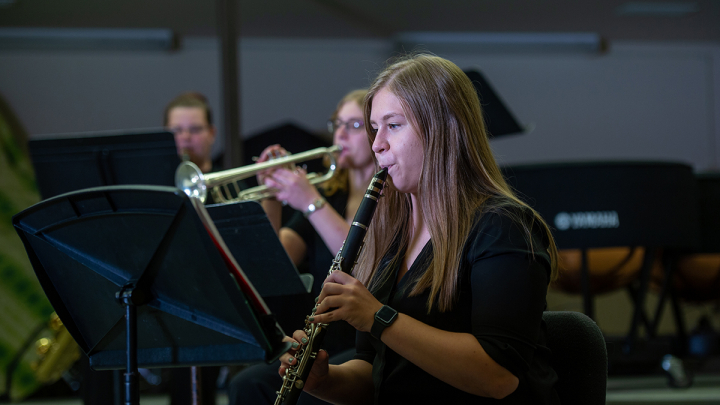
[291, 330, 309, 346]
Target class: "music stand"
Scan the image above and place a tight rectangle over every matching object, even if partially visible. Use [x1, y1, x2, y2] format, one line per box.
[28, 129, 180, 199]
[13, 186, 290, 405]
[464, 70, 525, 138]
[206, 201, 314, 332]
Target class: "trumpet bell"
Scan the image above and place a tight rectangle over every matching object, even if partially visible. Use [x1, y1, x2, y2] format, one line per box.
[175, 161, 208, 203]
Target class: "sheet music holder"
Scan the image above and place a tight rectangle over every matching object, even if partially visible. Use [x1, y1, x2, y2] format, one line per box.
[205, 201, 314, 332]
[13, 185, 290, 404]
[28, 129, 180, 199]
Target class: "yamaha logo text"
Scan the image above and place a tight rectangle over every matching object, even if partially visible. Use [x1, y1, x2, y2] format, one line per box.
[554, 211, 620, 231]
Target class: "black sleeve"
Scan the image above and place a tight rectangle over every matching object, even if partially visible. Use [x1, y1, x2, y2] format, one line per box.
[284, 210, 314, 245]
[353, 330, 376, 365]
[468, 210, 552, 378]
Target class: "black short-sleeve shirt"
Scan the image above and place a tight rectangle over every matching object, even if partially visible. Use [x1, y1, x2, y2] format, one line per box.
[355, 205, 560, 404]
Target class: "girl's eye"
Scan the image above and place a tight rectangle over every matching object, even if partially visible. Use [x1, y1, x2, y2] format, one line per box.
[370, 127, 378, 134]
[388, 123, 399, 130]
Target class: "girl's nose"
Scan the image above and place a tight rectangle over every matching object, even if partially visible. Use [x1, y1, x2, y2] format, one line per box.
[372, 132, 387, 154]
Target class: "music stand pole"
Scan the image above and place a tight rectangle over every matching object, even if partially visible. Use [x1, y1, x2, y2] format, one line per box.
[191, 366, 202, 405]
[117, 285, 140, 405]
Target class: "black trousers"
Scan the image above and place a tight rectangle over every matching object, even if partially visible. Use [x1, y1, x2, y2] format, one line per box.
[227, 348, 355, 405]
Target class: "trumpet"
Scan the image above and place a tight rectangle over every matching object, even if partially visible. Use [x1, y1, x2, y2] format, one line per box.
[175, 145, 341, 204]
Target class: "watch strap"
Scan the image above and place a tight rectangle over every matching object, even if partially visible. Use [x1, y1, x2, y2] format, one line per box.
[371, 305, 398, 340]
[304, 197, 326, 218]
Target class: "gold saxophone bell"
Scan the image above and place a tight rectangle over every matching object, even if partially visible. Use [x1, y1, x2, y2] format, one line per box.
[175, 145, 341, 204]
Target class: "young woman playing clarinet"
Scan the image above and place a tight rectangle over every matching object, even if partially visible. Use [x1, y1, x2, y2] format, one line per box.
[278, 54, 561, 404]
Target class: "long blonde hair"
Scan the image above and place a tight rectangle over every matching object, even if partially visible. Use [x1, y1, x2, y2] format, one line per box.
[321, 89, 368, 196]
[355, 54, 558, 312]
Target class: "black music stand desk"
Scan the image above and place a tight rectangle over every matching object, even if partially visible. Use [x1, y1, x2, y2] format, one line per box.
[29, 129, 180, 200]
[12, 186, 295, 404]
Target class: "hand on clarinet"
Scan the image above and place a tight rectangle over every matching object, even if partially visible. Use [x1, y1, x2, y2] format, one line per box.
[310, 270, 383, 333]
[277, 331, 330, 393]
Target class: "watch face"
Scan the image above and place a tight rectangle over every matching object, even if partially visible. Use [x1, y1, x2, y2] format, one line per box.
[376, 305, 397, 324]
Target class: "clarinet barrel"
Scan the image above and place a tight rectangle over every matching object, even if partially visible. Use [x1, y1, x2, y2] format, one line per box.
[338, 168, 386, 274]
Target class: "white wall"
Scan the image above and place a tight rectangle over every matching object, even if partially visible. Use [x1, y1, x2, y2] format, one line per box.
[0, 37, 392, 158]
[240, 38, 391, 136]
[0, 37, 718, 171]
[443, 42, 720, 171]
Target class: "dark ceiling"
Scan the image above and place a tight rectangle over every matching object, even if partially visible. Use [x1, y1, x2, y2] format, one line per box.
[0, 0, 719, 42]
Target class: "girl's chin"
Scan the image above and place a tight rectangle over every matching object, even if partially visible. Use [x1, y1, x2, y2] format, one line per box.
[387, 178, 418, 195]
[339, 155, 361, 168]
[337, 158, 351, 169]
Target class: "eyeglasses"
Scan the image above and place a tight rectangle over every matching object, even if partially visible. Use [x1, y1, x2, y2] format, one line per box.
[168, 125, 209, 136]
[327, 119, 364, 134]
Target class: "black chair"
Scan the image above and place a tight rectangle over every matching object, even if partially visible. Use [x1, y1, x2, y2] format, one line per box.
[544, 311, 608, 405]
[658, 172, 720, 359]
[671, 172, 720, 303]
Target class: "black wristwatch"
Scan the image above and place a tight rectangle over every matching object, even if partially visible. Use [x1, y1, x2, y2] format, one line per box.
[371, 305, 398, 340]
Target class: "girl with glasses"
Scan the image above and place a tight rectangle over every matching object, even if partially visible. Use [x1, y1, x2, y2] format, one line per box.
[228, 89, 377, 405]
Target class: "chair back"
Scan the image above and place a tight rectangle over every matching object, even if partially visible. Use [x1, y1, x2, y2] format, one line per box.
[543, 311, 607, 405]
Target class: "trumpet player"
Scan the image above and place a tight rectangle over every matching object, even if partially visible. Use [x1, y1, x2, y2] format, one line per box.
[228, 89, 377, 405]
[165, 92, 219, 174]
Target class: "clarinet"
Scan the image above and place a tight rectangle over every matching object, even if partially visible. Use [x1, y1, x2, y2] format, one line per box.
[274, 167, 388, 405]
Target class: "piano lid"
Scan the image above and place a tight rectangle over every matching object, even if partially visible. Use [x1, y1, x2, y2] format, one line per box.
[502, 161, 700, 251]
